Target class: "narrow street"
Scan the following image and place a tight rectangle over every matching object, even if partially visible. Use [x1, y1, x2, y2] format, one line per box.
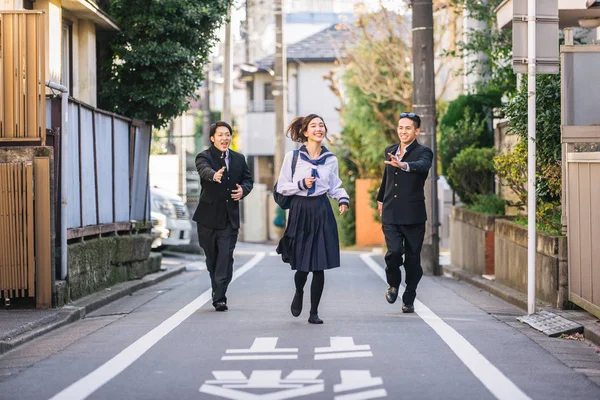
[1, 245, 599, 400]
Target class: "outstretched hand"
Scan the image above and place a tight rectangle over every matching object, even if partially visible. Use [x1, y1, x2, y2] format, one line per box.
[385, 153, 408, 170]
[213, 167, 226, 183]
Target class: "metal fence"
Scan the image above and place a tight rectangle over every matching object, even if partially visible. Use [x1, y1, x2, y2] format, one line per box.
[61, 98, 151, 239]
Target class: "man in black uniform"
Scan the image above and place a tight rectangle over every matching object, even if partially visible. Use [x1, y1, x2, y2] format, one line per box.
[376, 112, 433, 313]
[193, 121, 253, 311]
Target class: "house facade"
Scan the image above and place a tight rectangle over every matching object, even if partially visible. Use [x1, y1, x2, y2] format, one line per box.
[0, 0, 157, 308]
[241, 24, 346, 189]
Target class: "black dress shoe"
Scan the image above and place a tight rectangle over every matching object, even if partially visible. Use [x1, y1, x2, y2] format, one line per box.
[308, 313, 323, 324]
[402, 303, 414, 313]
[386, 286, 398, 304]
[214, 302, 228, 312]
[291, 290, 303, 317]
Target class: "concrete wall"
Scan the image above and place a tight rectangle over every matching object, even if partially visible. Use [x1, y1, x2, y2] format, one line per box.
[450, 206, 498, 276]
[242, 183, 268, 242]
[66, 235, 160, 303]
[495, 219, 568, 308]
[355, 179, 384, 247]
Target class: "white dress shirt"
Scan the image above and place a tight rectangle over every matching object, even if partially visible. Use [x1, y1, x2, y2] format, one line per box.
[395, 141, 413, 172]
[276, 147, 349, 205]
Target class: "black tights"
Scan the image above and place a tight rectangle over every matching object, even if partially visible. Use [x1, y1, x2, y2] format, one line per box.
[294, 271, 324, 314]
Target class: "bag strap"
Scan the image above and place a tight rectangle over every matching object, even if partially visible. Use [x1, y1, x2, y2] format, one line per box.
[291, 149, 299, 178]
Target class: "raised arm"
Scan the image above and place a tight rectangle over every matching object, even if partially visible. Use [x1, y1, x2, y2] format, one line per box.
[275, 151, 304, 196]
[195, 152, 218, 181]
[328, 158, 349, 206]
[405, 147, 433, 173]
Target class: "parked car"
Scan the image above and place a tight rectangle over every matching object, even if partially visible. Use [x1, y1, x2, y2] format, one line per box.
[150, 186, 192, 249]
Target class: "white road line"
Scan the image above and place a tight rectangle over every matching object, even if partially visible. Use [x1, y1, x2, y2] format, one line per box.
[314, 351, 373, 360]
[221, 355, 299, 361]
[334, 389, 388, 400]
[359, 253, 531, 400]
[225, 337, 298, 353]
[48, 252, 267, 400]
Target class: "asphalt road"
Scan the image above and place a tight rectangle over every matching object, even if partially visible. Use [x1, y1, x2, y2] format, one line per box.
[1, 245, 600, 400]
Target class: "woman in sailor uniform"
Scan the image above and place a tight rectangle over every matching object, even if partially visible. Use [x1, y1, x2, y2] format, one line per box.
[275, 114, 350, 324]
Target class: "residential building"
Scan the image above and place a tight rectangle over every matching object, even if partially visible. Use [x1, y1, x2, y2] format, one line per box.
[0, 0, 156, 308]
[241, 24, 347, 189]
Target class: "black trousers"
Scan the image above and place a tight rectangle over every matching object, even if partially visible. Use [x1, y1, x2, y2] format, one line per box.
[197, 221, 239, 306]
[383, 223, 426, 306]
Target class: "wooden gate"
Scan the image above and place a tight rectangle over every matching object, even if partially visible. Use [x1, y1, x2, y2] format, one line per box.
[0, 159, 51, 307]
[0, 162, 34, 299]
[562, 44, 600, 317]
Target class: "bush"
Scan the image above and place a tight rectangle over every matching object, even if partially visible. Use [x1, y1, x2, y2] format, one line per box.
[503, 73, 561, 203]
[447, 147, 496, 205]
[467, 194, 505, 215]
[440, 91, 502, 130]
[439, 107, 487, 177]
[493, 140, 527, 209]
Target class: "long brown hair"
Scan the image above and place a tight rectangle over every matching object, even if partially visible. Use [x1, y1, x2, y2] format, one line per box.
[286, 114, 328, 143]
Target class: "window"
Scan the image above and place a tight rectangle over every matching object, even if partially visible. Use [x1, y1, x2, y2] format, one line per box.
[263, 82, 274, 112]
[61, 22, 73, 94]
[264, 82, 274, 101]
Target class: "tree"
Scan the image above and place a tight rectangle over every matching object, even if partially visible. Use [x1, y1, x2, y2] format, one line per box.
[334, 4, 461, 133]
[447, 0, 515, 95]
[99, 0, 231, 127]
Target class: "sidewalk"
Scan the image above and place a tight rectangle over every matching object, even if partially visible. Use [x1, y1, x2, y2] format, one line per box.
[0, 256, 189, 356]
[442, 263, 600, 348]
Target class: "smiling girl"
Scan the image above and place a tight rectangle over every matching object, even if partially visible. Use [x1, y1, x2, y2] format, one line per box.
[275, 114, 349, 324]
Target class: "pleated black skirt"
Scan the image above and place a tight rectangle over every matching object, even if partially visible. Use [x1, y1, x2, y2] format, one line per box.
[276, 194, 340, 272]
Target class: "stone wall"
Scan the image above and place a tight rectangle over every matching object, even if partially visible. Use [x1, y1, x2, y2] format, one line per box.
[449, 206, 500, 276]
[495, 219, 568, 308]
[66, 234, 161, 302]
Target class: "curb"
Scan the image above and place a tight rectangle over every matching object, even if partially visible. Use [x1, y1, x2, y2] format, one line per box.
[443, 264, 600, 348]
[0, 266, 186, 356]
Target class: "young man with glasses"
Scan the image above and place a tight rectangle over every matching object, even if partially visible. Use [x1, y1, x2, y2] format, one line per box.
[376, 112, 433, 313]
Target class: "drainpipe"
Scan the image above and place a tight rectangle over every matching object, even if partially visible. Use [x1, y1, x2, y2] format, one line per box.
[46, 80, 69, 280]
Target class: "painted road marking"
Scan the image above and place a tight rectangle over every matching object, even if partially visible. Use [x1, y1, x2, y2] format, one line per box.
[48, 253, 267, 400]
[333, 370, 386, 400]
[314, 337, 372, 361]
[360, 253, 531, 400]
[222, 337, 299, 361]
[199, 370, 324, 399]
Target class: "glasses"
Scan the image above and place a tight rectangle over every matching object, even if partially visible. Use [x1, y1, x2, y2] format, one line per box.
[400, 112, 416, 118]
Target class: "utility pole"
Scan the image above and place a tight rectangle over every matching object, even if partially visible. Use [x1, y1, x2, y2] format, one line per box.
[223, 5, 233, 124]
[273, 0, 287, 176]
[411, 0, 440, 276]
[526, 0, 537, 315]
[203, 63, 212, 150]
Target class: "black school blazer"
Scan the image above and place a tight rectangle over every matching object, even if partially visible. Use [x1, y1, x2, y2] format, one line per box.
[376, 140, 433, 225]
[193, 145, 253, 230]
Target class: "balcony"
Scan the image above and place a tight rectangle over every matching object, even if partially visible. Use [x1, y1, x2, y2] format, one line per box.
[248, 100, 275, 113]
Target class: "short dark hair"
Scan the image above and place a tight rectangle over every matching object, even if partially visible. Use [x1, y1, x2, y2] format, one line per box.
[399, 112, 421, 129]
[210, 121, 233, 137]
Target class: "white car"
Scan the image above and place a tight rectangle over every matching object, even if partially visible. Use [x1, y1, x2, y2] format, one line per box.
[150, 211, 170, 249]
[150, 187, 192, 248]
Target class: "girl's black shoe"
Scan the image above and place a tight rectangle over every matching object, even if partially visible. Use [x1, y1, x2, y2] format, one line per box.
[291, 290, 303, 317]
[308, 313, 323, 324]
